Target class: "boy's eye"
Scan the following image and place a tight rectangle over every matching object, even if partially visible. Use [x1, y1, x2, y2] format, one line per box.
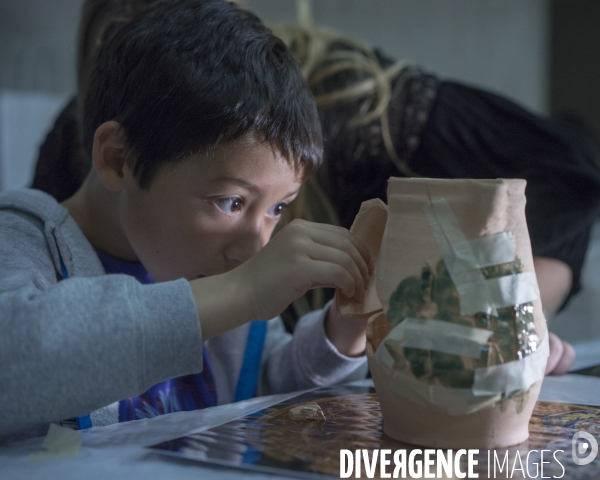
[268, 203, 288, 218]
[215, 197, 243, 215]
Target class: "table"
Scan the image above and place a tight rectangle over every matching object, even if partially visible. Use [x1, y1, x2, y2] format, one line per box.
[2, 341, 600, 480]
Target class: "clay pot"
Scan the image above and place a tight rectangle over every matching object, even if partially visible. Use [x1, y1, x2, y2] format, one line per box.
[346, 178, 548, 449]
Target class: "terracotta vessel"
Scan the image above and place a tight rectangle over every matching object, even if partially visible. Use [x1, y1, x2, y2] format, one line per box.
[343, 178, 548, 449]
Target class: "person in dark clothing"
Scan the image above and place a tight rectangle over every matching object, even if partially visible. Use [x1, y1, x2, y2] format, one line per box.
[272, 24, 600, 374]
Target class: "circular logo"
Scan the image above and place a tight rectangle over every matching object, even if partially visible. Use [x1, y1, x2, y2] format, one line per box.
[572, 431, 599, 466]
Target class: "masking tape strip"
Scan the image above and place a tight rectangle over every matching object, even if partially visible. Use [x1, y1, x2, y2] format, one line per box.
[384, 318, 493, 359]
[386, 367, 501, 416]
[455, 232, 516, 268]
[424, 199, 470, 248]
[29, 423, 82, 462]
[472, 333, 549, 396]
[423, 200, 494, 316]
[457, 272, 540, 316]
[423, 199, 538, 316]
[423, 200, 484, 287]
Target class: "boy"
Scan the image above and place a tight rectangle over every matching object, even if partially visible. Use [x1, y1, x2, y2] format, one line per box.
[0, 0, 371, 438]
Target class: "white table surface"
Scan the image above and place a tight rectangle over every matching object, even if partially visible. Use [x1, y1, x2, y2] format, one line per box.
[0, 388, 307, 480]
[2, 341, 600, 480]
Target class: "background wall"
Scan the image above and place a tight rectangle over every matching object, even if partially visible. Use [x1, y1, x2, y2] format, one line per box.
[246, 0, 550, 114]
[0, 0, 81, 94]
[550, 0, 600, 141]
[0, 0, 80, 190]
[0, 0, 551, 110]
[0, 0, 552, 190]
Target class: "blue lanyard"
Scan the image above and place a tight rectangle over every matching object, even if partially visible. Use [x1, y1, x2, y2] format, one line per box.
[234, 320, 268, 402]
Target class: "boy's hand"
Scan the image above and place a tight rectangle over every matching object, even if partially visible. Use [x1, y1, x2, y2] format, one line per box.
[325, 300, 369, 357]
[241, 219, 373, 321]
[192, 220, 372, 340]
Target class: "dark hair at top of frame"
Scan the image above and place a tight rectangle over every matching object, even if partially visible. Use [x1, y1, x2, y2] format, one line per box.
[82, 0, 322, 188]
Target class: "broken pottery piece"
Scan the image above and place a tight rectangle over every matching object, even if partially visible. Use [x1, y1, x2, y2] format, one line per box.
[358, 178, 548, 449]
[337, 199, 387, 318]
[288, 402, 326, 421]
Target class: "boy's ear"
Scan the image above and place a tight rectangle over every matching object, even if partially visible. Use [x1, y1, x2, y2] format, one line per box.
[91, 121, 130, 192]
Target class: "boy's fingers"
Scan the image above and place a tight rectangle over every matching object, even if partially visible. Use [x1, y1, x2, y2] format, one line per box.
[303, 244, 365, 299]
[305, 226, 370, 285]
[308, 261, 359, 299]
[311, 223, 371, 264]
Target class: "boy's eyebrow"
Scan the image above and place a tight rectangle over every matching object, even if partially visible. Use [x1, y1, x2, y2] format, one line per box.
[283, 187, 301, 199]
[212, 177, 301, 199]
[212, 176, 260, 192]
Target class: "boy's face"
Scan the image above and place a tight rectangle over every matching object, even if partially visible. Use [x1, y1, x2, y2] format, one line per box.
[119, 136, 302, 282]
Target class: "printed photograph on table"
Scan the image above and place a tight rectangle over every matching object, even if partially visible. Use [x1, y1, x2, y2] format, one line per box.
[149, 383, 600, 479]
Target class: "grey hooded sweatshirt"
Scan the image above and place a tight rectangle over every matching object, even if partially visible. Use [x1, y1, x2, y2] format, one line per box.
[0, 189, 367, 439]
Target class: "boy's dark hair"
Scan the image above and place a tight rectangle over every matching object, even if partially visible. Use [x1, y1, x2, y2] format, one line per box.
[83, 0, 322, 188]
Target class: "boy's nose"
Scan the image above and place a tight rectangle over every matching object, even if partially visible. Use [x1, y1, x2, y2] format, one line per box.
[224, 222, 270, 266]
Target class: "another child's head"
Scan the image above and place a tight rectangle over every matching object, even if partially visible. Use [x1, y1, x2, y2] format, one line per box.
[273, 24, 408, 230]
[77, 0, 158, 100]
[79, 0, 322, 281]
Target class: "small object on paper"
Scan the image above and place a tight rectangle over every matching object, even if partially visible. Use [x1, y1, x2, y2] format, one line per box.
[29, 423, 82, 462]
[288, 402, 326, 421]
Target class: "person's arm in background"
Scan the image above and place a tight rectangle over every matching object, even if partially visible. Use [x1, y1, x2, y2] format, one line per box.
[534, 256, 576, 374]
